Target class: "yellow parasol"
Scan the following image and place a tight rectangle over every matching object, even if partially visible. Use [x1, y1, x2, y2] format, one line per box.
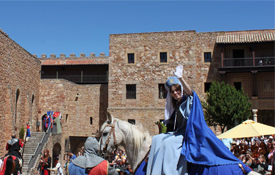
[217, 119, 275, 139]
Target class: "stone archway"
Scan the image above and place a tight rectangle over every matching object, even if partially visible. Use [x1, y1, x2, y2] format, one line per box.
[41, 114, 47, 132]
[52, 142, 61, 167]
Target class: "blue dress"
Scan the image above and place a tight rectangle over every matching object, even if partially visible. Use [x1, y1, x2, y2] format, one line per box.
[146, 95, 193, 175]
[181, 91, 252, 175]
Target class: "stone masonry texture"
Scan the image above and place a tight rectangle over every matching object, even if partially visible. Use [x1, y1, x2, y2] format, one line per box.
[0, 30, 41, 156]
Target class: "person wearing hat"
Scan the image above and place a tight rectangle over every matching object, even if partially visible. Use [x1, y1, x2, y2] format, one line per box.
[68, 137, 118, 175]
[146, 65, 193, 175]
[146, 65, 256, 175]
[5, 134, 24, 160]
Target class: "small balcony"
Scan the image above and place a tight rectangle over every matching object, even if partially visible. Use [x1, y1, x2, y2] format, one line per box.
[219, 57, 275, 72]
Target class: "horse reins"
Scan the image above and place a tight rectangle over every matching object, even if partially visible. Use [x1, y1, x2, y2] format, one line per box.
[101, 120, 118, 153]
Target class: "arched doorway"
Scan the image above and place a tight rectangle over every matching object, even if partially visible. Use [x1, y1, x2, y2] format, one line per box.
[52, 142, 61, 167]
[41, 114, 47, 132]
[15, 89, 20, 124]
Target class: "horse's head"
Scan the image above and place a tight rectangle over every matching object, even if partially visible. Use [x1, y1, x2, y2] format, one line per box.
[100, 112, 120, 154]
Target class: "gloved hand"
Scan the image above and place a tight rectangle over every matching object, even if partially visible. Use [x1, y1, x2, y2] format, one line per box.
[173, 65, 183, 78]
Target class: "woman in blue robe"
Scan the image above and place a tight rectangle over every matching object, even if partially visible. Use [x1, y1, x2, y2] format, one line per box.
[146, 65, 193, 175]
[146, 65, 254, 175]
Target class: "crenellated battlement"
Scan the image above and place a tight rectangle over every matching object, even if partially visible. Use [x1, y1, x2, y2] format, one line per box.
[36, 52, 107, 59]
[37, 52, 109, 65]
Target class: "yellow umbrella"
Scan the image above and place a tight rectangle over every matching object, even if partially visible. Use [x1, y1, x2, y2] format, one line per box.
[217, 119, 275, 139]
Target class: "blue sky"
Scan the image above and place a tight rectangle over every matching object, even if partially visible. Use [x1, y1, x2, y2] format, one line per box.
[0, 1, 274, 57]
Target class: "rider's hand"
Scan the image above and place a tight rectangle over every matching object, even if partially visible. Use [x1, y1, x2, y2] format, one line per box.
[173, 65, 183, 79]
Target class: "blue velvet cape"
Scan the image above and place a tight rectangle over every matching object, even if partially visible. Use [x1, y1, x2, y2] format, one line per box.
[181, 91, 241, 166]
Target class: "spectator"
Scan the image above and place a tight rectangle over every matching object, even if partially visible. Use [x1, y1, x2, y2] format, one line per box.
[56, 162, 64, 175]
[245, 151, 254, 168]
[231, 142, 240, 158]
[63, 150, 76, 175]
[107, 151, 116, 168]
[123, 164, 133, 175]
[272, 151, 275, 175]
[239, 140, 249, 155]
[42, 114, 47, 132]
[37, 149, 51, 175]
[0, 157, 3, 170]
[53, 156, 59, 168]
[256, 154, 268, 175]
[259, 59, 263, 66]
[222, 138, 233, 150]
[68, 150, 76, 161]
[115, 149, 126, 168]
[44, 115, 49, 132]
[259, 141, 268, 161]
[268, 141, 275, 165]
[266, 141, 272, 159]
[26, 123, 31, 141]
[239, 154, 246, 164]
[77, 148, 82, 157]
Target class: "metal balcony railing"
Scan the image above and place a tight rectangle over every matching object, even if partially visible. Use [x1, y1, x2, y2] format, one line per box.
[222, 57, 275, 68]
[41, 75, 108, 84]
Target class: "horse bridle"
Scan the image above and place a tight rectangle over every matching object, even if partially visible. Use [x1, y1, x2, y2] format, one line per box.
[100, 120, 118, 154]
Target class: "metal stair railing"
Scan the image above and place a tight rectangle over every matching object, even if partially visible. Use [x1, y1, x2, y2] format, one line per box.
[27, 122, 52, 173]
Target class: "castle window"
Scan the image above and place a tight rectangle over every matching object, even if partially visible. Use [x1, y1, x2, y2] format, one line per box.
[204, 82, 212, 92]
[66, 114, 69, 123]
[128, 53, 135, 64]
[160, 52, 167, 63]
[126, 84, 136, 99]
[159, 84, 167, 99]
[90, 117, 93, 125]
[204, 52, 211, 62]
[234, 82, 242, 91]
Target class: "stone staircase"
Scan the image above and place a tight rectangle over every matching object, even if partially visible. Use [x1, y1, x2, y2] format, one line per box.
[21, 132, 45, 175]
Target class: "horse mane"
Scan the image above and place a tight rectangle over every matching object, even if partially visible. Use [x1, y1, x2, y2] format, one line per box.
[101, 118, 151, 151]
[119, 119, 151, 151]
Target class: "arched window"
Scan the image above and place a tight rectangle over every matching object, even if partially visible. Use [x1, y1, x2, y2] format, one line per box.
[31, 94, 34, 104]
[15, 89, 20, 123]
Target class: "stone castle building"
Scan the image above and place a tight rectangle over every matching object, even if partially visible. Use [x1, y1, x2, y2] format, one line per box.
[108, 29, 275, 135]
[0, 28, 274, 172]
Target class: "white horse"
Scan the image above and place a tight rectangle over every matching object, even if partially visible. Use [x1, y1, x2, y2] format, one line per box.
[100, 112, 151, 170]
[99, 113, 260, 175]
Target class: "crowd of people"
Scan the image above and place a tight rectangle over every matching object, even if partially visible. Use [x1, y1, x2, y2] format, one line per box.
[106, 148, 133, 175]
[223, 136, 275, 174]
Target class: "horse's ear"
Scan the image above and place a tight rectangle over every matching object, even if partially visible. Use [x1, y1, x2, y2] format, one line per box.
[107, 112, 113, 124]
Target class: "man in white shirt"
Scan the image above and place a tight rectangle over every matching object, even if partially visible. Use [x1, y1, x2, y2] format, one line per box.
[56, 163, 63, 175]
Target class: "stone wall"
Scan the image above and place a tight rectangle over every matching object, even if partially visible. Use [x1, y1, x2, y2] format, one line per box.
[39, 79, 108, 151]
[0, 29, 41, 155]
[108, 30, 221, 135]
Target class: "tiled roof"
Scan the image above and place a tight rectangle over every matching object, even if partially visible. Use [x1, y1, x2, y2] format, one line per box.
[216, 33, 275, 44]
[40, 58, 109, 66]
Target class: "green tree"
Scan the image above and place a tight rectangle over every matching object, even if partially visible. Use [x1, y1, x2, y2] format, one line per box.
[203, 81, 252, 133]
[19, 126, 25, 140]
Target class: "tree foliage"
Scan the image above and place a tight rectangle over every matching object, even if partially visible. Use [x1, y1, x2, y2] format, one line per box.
[19, 126, 25, 140]
[203, 81, 252, 133]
